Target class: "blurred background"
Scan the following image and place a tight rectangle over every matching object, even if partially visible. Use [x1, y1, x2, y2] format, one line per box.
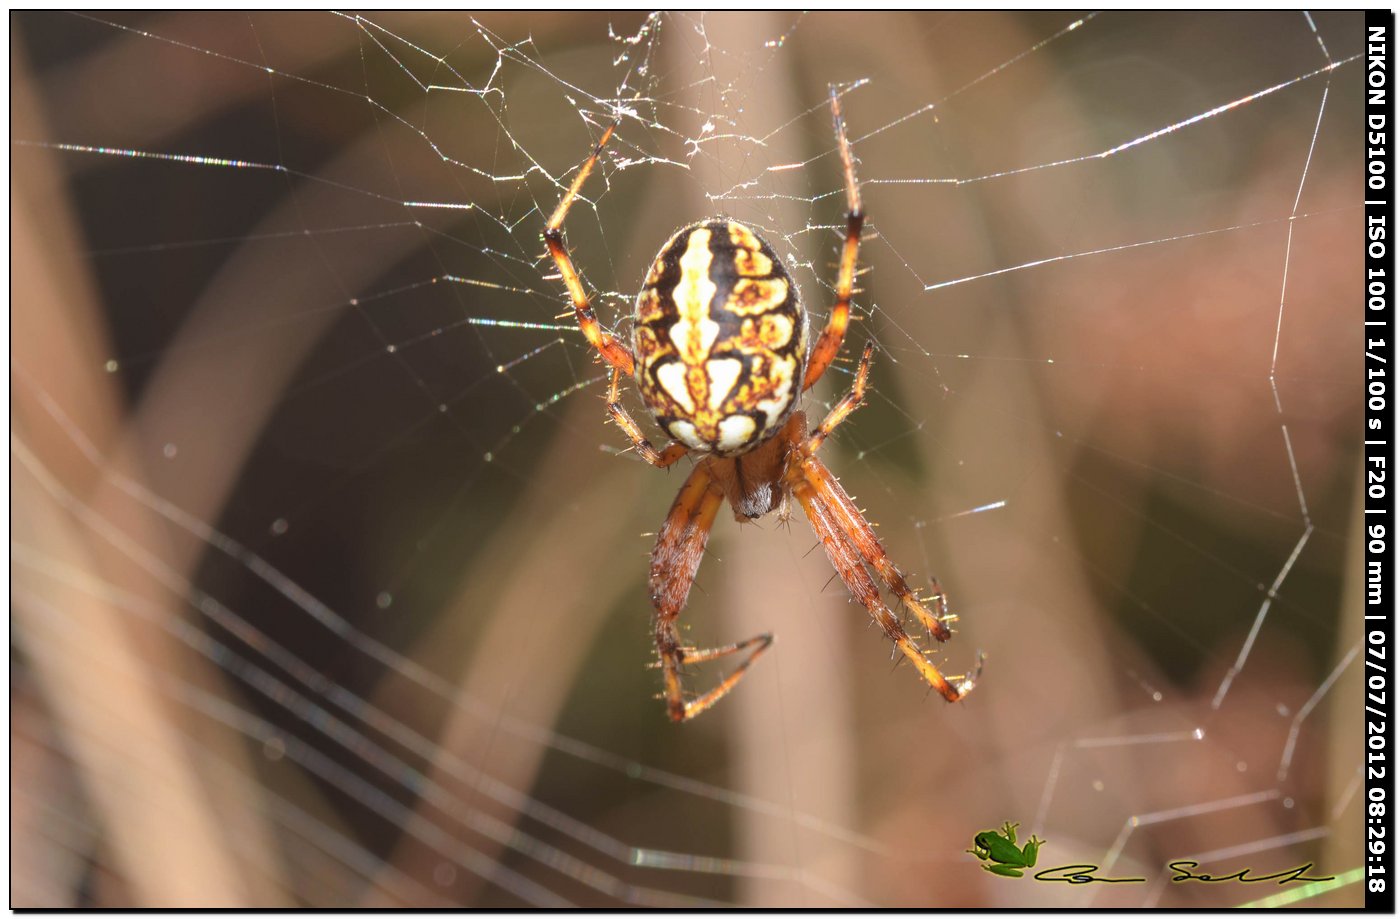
[11, 11, 1365, 907]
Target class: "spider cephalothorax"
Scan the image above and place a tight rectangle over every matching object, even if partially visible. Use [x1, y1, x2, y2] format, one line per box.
[544, 90, 981, 722]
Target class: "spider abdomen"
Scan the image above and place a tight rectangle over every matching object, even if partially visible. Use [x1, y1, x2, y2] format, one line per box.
[632, 219, 807, 457]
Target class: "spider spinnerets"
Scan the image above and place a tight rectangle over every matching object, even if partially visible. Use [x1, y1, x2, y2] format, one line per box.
[544, 89, 982, 722]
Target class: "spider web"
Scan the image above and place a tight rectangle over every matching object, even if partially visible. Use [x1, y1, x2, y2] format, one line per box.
[10, 11, 1367, 908]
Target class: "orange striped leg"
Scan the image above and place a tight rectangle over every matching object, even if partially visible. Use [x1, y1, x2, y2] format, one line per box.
[797, 354, 977, 681]
[799, 453, 956, 644]
[808, 340, 874, 453]
[650, 462, 773, 721]
[543, 122, 634, 374]
[793, 461, 979, 703]
[803, 88, 865, 392]
[805, 341, 948, 635]
[606, 367, 688, 468]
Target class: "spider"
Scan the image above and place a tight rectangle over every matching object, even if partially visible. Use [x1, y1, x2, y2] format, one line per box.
[544, 89, 982, 722]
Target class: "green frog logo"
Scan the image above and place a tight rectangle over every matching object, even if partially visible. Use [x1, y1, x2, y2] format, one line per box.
[967, 822, 1044, 878]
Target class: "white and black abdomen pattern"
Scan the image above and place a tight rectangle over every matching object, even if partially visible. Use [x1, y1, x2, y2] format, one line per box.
[631, 219, 807, 456]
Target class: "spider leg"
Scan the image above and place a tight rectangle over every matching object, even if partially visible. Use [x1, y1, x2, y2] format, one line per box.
[803, 87, 865, 392]
[799, 452, 959, 644]
[808, 340, 874, 453]
[543, 122, 635, 375]
[792, 459, 979, 703]
[606, 366, 688, 468]
[651, 462, 773, 721]
[805, 322, 953, 637]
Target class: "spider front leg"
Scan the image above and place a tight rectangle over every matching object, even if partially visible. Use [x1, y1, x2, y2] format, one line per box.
[605, 367, 688, 468]
[650, 462, 773, 722]
[792, 466, 979, 703]
[804, 344, 959, 645]
[799, 457, 959, 645]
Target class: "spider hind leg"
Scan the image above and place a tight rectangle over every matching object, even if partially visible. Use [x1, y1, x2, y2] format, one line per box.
[543, 120, 635, 375]
[803, 87, 866, 393]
